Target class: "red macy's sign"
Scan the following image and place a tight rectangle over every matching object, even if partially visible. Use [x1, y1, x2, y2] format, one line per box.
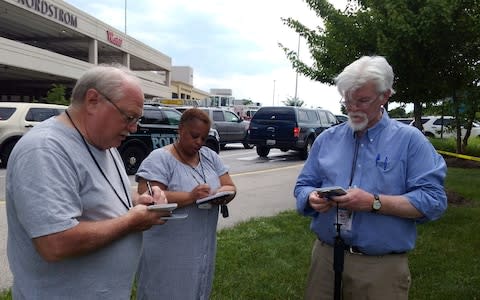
[107, 30, 123, 47]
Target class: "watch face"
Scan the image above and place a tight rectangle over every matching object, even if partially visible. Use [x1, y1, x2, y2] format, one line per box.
[373, 200, 381, 210]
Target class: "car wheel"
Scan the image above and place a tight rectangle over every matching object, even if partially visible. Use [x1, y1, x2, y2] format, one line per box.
[0, 140, 18, 168]
[300, 137, 313, 160]
[205, 140, 220, 153]
[120, 144, 148, 175]
[256, 146, 270, 157]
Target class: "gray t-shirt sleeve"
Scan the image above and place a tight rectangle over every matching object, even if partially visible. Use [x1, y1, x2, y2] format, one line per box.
[136, 148, 173, 186]
[10, 145, 80, 238]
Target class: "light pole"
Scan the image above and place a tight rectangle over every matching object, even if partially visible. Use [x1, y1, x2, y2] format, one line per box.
[272, 80, 276, 106]
[124, 0, 127, 34]
[294, 34, 300, 102]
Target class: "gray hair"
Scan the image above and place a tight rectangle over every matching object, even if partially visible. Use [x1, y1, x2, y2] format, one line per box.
[71, 64, 142, 105]
[334, 56, 395, 99]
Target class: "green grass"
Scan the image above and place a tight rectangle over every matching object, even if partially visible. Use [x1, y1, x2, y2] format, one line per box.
[2, 169, 479, 300]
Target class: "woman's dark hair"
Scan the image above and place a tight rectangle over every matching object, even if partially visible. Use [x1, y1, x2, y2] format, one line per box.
[180, 108, 211, 128]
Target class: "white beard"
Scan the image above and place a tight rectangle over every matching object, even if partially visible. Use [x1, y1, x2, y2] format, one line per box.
[348, 112, 368, 132]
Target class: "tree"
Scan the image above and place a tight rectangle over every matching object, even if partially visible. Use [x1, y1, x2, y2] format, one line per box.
[280, 0, 480, 153]
[282, 96, 305, 107]
[46, 84, 69, 105]
[388, 106, 409, 118]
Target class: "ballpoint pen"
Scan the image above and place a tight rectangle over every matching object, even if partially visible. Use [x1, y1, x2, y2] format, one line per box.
[146, 181, 156, 206]
[146, 181, 153, 196]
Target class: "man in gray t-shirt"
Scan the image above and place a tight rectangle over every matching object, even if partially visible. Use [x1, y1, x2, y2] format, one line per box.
[6, 65, 169, 299]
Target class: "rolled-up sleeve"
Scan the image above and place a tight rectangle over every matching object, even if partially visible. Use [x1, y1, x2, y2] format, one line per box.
[404, 136, 448, 223]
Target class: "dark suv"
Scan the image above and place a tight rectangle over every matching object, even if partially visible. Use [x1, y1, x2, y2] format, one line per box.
[247, 106, 337, 159]
[176, 106, 252, 149]
[118, 105, 219, 175]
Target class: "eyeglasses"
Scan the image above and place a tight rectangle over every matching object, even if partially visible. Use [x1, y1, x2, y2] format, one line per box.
[340, 93, 382, 108]
[97, 91, 142, 125]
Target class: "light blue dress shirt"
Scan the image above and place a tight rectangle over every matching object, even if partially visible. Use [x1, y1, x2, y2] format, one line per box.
[294, 110, 447, 255]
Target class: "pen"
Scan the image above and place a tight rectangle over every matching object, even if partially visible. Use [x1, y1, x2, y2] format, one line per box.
[146, 181, 153, 196]
[384, 156, 388, 170]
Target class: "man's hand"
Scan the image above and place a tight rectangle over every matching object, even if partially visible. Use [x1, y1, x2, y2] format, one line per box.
[331, 188, 373, 212]
[136, 185, 167, 206]
[308, 191, 335, 213]
[126, 204, 169, 232]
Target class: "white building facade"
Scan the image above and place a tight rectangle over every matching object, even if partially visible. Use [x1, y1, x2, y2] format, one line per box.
[0, 0, 172, 101]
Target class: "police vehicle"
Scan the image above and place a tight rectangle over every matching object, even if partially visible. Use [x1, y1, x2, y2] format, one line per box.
[118, 105, 220, 175]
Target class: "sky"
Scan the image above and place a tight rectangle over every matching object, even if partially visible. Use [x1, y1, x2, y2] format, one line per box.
[66, 0, 348, 114]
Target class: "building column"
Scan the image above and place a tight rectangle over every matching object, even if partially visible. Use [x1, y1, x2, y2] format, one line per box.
[123, 52, 130, 69]
[88, 39, 98, 65]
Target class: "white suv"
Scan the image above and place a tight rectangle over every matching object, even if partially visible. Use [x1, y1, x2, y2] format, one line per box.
[0, 102, 67, 167]
[411, 116, 480, 139]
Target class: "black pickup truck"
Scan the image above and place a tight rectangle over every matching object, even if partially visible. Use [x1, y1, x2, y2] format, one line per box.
[118, 105, 219, 175]
[247, 106, 338, 159]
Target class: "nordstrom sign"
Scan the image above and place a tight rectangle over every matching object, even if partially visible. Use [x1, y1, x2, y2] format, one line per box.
[17, 0, 78, 28]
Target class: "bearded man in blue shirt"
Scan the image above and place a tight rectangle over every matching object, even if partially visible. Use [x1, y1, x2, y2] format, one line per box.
[294, 55, 447, 300]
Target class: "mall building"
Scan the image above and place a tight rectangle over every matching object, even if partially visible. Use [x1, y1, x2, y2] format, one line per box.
[0, 0, 209, 102]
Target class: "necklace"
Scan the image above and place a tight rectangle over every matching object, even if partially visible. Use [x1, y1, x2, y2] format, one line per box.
[65, 110, 131, 210]
[173, 142, 206, 184]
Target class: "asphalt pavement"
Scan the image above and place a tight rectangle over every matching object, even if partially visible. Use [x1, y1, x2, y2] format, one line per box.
[0, 164, 301, 292]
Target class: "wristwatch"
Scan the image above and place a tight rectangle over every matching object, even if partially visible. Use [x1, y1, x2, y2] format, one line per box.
[372, 194, 382, 212]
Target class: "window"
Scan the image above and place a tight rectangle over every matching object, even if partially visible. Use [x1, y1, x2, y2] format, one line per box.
[0, 107, 16, 120]
[306, 110, 318, 122]
[212, 110, 225, 122]
[318, 111, 329, 126]
[163, 109, 181, 125]
[224, 111, 239, 122]
[298, 110, 309, 122]
[141, 108, 166, 125]
[25, 108, 63, 122]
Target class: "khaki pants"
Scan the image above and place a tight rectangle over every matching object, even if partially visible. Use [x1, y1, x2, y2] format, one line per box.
[305, 239, 411, 300]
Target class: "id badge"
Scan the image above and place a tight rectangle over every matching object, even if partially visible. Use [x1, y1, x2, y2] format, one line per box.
[337, 209, 353, 231]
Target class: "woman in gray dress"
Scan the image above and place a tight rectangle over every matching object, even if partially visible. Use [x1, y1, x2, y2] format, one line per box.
[135, 108, 236, 299]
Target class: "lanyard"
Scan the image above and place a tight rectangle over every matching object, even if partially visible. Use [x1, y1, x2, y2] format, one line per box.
[173, 143, 206, 184]
[65, 110, 131, 211]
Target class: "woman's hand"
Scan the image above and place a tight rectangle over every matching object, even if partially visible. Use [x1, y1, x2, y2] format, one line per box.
[190, 184, 211, 202]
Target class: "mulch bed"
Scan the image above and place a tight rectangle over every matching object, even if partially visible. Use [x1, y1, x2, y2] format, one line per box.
[443, 157, 480, 169]
[443, 156, 478, 206]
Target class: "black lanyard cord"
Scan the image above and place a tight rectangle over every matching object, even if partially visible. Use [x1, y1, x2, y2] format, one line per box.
[173, 143, 206, 184]
[65, 110, 131, 211]
[348, 135, 360, 187]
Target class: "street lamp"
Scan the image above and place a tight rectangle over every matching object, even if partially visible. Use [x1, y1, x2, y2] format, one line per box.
[272, 80, 276, 106]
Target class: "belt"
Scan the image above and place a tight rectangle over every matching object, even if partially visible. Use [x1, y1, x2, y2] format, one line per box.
[319, 239, 406, 256]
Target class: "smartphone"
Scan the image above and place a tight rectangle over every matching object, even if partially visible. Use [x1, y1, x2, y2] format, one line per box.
[315, 186, 347, 198]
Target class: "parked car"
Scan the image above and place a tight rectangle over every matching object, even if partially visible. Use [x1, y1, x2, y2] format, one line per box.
[118, 105, 220, 175]
[176, 107, 251, 149]
[409, 115, 480, 138]
[335, 114, 349, 123]
[392, 117, 413, 125]
[0, 102, 67, 167]
[247, 106, 338, 159]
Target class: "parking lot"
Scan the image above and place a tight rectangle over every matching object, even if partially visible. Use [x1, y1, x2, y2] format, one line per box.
[0, 144, 306, 291]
